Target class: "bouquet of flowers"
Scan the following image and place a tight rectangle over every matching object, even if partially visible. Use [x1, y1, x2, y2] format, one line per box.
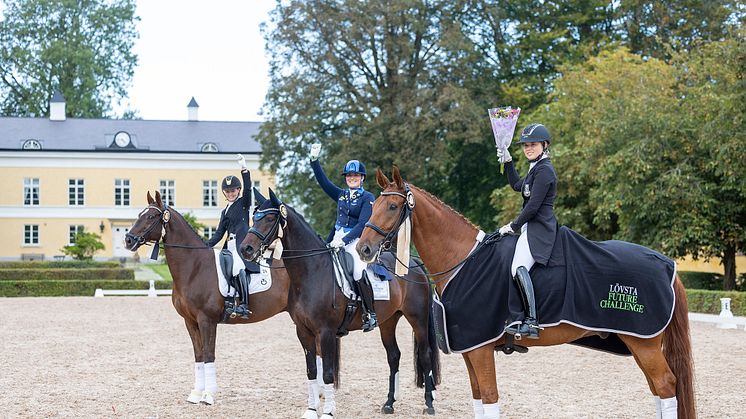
[488, 106, 521, 173]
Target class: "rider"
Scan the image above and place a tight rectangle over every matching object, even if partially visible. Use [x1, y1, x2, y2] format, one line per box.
[497, 123, 558, 339]
[205, 154, 254, 319]
[309, 143, 378, 332]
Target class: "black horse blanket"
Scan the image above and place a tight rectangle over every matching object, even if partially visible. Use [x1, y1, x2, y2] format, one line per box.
[440, 226, 676, 354]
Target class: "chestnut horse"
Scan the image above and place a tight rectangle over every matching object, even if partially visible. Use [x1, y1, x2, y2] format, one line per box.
[124, 191, 290, 405]
[240, 189, 441, 418]
[357, 167, 695, 419]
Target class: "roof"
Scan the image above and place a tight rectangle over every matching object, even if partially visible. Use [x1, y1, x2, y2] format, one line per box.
[0, 116, 262, 153]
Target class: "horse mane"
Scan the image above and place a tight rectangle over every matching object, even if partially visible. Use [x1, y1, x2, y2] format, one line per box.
[285, 204, 327, 245]
[409, 184, 478, 230]
[166, 206, 208, 242]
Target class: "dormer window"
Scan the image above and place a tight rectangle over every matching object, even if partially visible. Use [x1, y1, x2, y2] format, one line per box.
[22, 139, 42, 150]
[201, 142, 219, 152]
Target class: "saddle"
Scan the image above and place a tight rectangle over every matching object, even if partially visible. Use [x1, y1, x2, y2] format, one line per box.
[218, 249, 260, 280]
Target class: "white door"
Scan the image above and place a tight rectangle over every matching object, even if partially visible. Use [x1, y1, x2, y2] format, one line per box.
[112, 226, 130, 257]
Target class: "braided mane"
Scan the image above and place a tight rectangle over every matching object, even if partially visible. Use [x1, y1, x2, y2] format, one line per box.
[408, 184, 478, 230]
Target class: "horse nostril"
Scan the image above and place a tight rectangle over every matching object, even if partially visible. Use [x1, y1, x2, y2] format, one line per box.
[361, 245, 370, 257]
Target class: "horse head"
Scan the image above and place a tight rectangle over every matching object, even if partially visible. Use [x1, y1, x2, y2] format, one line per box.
[125, 191, 168, 251]
[241, 188, 287, 262]
[357, 166, 411, 263]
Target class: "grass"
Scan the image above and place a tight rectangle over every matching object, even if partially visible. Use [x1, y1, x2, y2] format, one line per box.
[143, 263, 172, 281]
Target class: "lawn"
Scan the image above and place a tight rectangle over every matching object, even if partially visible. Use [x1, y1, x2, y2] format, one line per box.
[143, 263, 172, 281]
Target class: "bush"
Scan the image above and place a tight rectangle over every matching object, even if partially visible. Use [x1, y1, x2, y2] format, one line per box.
[0, 268, 134, 281]
[0, 279, 172, 297]
[0, 261, 120, 269]
[679, 271, 746, 291]
[685, 289, 746, 316]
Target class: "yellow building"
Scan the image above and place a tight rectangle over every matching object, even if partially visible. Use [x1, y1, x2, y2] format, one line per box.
[0, 94, 274, 261]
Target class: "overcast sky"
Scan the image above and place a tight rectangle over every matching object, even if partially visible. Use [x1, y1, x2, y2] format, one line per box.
[125, 0, 275, 122]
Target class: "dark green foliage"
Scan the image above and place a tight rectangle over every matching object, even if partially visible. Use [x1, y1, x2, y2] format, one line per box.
[61, 230, 106, 260]
[0, 268, 133, 281]
[685, 289, 746, 316]
[0, 279, 172, 297]
[679, 271, 746, 292]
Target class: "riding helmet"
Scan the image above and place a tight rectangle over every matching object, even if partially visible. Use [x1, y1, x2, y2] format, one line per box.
[519, 123, 551, 144]
[341, 159, 367, 176]
[221, 175, 242, 190]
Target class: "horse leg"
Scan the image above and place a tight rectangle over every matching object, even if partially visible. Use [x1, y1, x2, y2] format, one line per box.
[184, 318, 205, 404]
[296, 326, 321, 419]
[462, 353, 483, 418]
[408, 311, 437, 416]
[196, 313, 218, 405]
[463, 345, 499, 419]
[377, 316, 402, 414]
[318, 329, 339, 419]
[619, 335, 677, 419]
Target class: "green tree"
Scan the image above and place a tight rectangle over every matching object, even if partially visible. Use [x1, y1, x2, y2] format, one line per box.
[61, 230, 105, 260]
[0, 0, 138, 117]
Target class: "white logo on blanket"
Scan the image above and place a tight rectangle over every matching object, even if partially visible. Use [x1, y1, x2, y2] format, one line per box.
[214, 239, 272, 297]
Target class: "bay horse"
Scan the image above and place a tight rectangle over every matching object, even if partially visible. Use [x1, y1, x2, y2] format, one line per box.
[240, 189, 441, 418]
[124, 191, 290, 405]
[357, 167, 695, 419]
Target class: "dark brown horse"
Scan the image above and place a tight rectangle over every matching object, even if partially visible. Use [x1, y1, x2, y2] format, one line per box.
[357, 167, 696, 419]
[240, 189, 441, 418]
[124, 191, 290, 405]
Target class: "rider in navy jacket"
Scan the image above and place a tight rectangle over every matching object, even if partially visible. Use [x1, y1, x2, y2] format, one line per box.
[309, 143, 378, 331]
[498, 123, 558, 339]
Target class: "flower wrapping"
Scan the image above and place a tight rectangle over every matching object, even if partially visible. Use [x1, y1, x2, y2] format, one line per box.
[488, 107, 521, 172]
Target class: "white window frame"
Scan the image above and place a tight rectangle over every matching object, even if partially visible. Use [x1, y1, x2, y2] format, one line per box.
[251, 181, 261, 208]
[24, 224, 39, 246]
[114, 179, 130, 207]
[68, 225, 85, 245]
[159, 180, 175, 206]
[24, 177, 40, 206]
[203, 226, 218, 240]
[68, 178, 85, 206]
[203, 180, 218, 207]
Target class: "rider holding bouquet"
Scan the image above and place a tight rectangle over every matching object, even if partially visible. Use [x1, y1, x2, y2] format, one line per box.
[309, 143, 378, 332]
[497, 123, 558, 339]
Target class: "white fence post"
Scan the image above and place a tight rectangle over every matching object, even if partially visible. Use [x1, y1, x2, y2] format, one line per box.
[717, 297, 738, 329]
[148, 280, 157, 298]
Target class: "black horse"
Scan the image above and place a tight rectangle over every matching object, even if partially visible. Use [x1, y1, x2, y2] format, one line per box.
[241, 189, 440, 417]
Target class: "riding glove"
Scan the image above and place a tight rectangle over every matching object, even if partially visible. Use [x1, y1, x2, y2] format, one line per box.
[237, 153, 247, 170]
[329, 237, 345, 248]
[309, 143, 321, 161]
[498, 223, 514, 236]
[497, 147, 512, 164]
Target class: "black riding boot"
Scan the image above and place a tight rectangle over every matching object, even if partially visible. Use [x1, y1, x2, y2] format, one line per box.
[504, 266, 540, 339]
[231, 269, 251, 319]
[357, 271, 378, 332]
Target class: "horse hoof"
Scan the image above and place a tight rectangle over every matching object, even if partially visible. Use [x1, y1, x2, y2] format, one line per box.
[381, 404, 394, 414]
[186, 389, 202, 404]
[199, 391, 215, 405]
[422, 407, 435, 415]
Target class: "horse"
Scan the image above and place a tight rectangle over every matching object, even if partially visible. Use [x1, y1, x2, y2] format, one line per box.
[124, 191, 290, 405]
[356, 167, 696, 419]
[239, 189, 441, 418]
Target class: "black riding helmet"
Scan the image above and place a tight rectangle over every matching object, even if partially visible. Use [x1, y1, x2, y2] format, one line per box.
[222, 175, 242, 191]
[519, 123, 551, 144]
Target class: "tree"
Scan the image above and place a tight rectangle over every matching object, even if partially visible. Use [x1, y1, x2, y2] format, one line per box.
[0, 0, 138, 117]
[61, 230, 105, 260]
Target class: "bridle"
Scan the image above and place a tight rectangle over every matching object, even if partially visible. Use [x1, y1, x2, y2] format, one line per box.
[364, 183, 415, 257]
[246, 204, 287, 258]
[126, 204, 209, 260]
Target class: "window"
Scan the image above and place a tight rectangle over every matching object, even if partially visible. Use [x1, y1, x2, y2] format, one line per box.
[114, 179, 130, 206]
[159, 180, 175, 206]
[24, 178, 39, 206]
[201, 142, 219, 152]
[69, 225, 85, 245]
[68, 178, 85, 206]
[22, 139, 42, 150]
[203, 226, 218, 240]
[203, 180, 218, 207]
[24, 225, 39, 245]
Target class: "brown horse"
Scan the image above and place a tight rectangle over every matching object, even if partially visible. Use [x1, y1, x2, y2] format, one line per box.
[240, 189, 441, 418]
[124, 191, 290, 405]
[357, 167, 695, 419]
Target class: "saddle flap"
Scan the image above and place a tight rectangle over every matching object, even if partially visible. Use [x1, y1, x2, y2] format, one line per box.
[219, 249, 233, 280]
[338, 250, 356, 284]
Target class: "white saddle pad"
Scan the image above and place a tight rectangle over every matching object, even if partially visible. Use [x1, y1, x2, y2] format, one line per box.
[332, 252, 390, 301]
[214, 249, 272, 298]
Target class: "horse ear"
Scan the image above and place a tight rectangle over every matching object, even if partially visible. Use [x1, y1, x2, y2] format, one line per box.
[155, 190, 163, 208]
[268, 188, 281, 206]
[147, 191, 154, 204]
[376, 167, 389, 189]
[253, 187, 267, 205]
[392, 165, 404, 189]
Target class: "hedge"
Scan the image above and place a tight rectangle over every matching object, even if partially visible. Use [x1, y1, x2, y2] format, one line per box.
[685, 289, 746, 316]
[679, 271, 746, 291]
[0, 261, 121, 269]
[0, 268, 134, 281]
[0, 279, 173, 297]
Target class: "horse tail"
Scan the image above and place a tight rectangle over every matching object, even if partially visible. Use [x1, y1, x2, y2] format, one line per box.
[413, 283, 441, 388]
[663, 276, 696, 418]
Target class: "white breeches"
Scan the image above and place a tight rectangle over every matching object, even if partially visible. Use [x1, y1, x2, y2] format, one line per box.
[510, 223, 535, 276]
[333, 230, 366, 280]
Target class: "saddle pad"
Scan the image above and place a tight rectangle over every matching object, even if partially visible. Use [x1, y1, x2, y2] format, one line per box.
[332, 250, 390, 301]
[440, 226, 676, 353]
[214, 250, 272, 297]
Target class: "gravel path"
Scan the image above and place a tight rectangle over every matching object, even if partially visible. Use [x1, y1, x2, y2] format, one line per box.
[1, 297, 743, 418]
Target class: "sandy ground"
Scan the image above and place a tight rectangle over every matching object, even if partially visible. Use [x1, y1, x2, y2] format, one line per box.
[1, 297, 744, 419]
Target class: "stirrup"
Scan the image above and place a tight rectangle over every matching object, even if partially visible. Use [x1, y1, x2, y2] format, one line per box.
[505, 319, 540, 340]
[233, 304, 251, 319]
[362, 313, 378, 332]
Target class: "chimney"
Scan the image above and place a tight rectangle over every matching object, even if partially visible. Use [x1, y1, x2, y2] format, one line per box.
[187, 97, 199, 121]
[50, 90, 66, 121]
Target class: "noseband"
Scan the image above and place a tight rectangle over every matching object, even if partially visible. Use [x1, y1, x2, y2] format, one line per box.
[247, 204, 287, 256]
[364, 183, 415, 250]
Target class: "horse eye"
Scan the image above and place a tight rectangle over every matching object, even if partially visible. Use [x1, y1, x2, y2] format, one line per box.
[389, 203, 397, 211]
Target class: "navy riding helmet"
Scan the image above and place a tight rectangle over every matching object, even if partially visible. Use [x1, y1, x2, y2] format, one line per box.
[341, 159, 367, 177]
[221, 175, 242, 191]
[519, 123, 551, 144]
